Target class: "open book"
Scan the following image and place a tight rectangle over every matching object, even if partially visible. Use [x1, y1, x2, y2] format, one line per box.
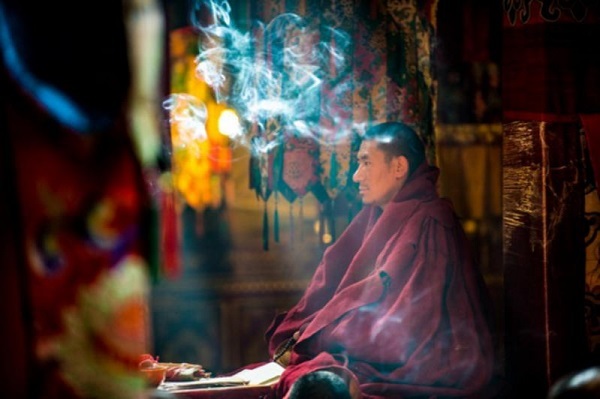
[230, 361, 285, 385]
[160, 362, 285, 391]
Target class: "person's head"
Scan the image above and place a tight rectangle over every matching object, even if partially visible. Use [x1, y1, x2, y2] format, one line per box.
[287, 370, 352, 399]
[548, 367, 600, 399]
[352, 121, 426, 209]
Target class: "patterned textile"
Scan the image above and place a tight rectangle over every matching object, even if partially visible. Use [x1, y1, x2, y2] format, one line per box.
[582, 114, 600, 359]
[235, 0, 438, 247]
[4, 80, 152, 399]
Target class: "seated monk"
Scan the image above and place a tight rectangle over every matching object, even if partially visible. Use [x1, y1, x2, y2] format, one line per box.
[265, 121, 496, 398]
[287, 370, 353, 399]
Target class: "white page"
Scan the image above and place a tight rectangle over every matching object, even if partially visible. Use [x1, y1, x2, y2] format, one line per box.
[232, 362, 285, 385]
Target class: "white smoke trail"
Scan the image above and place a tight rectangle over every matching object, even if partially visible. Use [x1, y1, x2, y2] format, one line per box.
[167, 0, 356, 154]
[163, 93, 208, 146]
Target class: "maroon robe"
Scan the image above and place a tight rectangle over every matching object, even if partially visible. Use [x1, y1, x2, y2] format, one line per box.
[266, 164, 495, 398]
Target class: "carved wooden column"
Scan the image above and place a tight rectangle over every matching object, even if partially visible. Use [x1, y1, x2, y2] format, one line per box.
[502, 2, 600, 397]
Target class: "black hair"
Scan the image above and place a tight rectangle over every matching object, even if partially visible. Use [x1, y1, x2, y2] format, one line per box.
[362, 121, 426, 176]
[287, 370, 352, 399]
[548, 367, 600, 399]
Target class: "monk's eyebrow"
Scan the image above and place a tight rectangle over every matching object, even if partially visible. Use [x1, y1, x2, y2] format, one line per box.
[357, 153, 369, 161]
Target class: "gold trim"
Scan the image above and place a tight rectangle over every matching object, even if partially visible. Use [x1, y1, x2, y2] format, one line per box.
[436, 124, 502, 145]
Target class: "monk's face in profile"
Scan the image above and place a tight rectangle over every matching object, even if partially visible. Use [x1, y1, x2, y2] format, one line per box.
[352, 139, 408, 209]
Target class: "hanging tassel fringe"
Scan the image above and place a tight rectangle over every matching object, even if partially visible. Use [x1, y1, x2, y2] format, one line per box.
[274, 193, 280, 243]
[289, 202, 294, 247]
[148, 198, 160, 283]
[319, 203, 325, 245]
[330, 151, 338, 190]
[160, 188, 181, 280]
[262, 200, 269, 251]
[299, 197, 304, 241]
[329, 198, 336, 242]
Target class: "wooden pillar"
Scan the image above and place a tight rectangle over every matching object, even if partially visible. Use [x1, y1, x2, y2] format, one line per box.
[502, 2, 600, 397]
[503, 120, 586, 396]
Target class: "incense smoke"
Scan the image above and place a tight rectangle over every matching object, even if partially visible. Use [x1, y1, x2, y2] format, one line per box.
[165, 0, 356, 154]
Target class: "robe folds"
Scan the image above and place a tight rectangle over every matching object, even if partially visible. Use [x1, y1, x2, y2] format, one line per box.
[266, 164, 495, 399]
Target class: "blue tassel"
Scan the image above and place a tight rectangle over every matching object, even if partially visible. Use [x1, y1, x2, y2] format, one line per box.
[274, 207, 280, 243]
[330, 152, 338, 190]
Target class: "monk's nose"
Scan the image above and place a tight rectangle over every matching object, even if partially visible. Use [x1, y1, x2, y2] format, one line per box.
[352, 166, 362, 183]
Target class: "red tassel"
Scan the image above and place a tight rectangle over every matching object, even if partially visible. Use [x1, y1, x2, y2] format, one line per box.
[160, 188, 180, 279]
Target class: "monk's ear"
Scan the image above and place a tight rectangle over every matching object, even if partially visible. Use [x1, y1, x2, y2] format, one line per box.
[395, 156, 409, 178]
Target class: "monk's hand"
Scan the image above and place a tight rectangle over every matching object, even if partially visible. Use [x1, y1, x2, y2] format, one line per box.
[273, 331, 300, 367]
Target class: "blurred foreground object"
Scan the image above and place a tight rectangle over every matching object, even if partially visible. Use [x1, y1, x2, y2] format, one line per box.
[548, 367, 600, 399]
[0, 0, 167, 397]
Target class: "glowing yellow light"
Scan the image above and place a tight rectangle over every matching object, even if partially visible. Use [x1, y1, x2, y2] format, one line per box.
[218, 109, 242, 138]
[463, 219, 478, 234]
[313, 220, 320, 234]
